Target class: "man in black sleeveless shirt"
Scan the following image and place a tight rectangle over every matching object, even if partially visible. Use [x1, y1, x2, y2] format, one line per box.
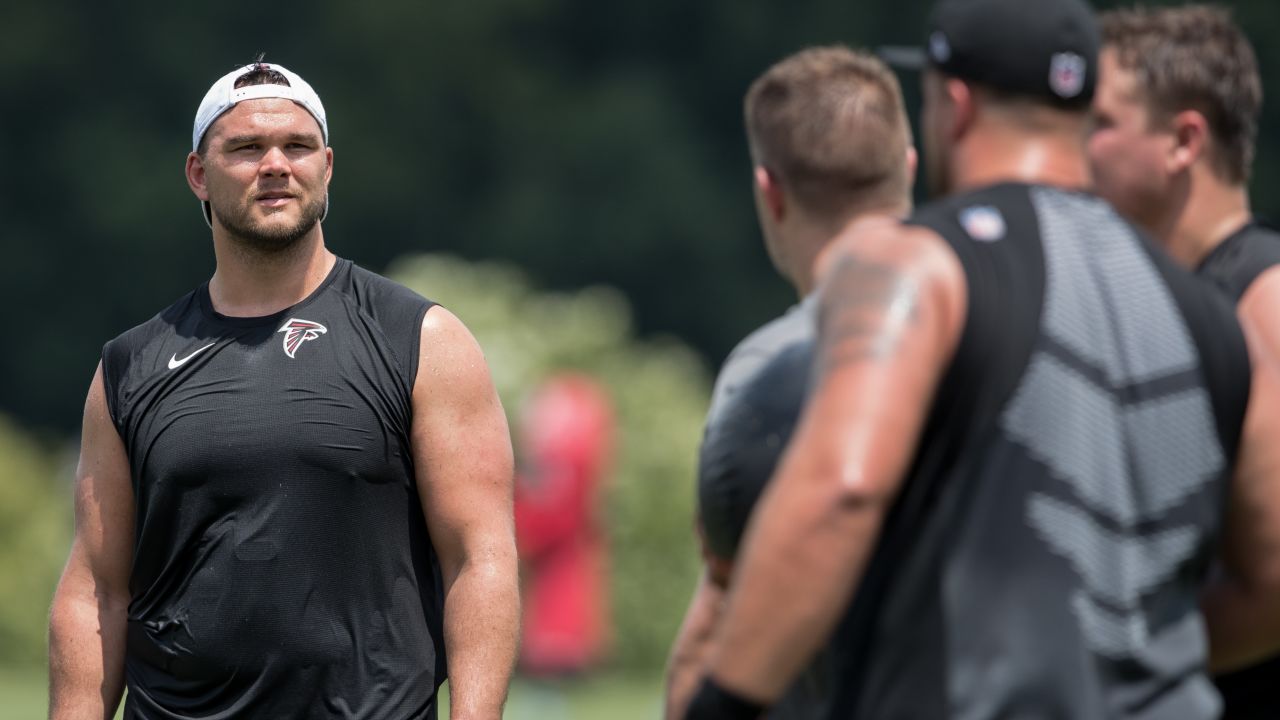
[48, 60, 519, 719]
[685, 0, 1280, 718]
[1087, 8, 1280, 717]
[663, 46, 915, 719]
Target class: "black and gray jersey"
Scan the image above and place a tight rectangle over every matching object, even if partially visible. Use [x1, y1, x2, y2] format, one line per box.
[1196, 219, 1280, 720]
[825, 183, 1250, 719]
[101, 257, 444, 720]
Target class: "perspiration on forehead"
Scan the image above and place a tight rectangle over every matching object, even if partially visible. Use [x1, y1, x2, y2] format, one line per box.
[203, 98, 326, 149]
[1100, 5, 1261, 184]
[745, 46, 912, 217]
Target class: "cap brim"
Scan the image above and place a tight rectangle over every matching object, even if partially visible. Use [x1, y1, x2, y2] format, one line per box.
[877, 45, 929, 70]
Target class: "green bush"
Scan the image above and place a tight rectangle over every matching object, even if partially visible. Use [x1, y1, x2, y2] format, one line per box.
[388, 254, 709, 672]
[0, 415, 71, 669]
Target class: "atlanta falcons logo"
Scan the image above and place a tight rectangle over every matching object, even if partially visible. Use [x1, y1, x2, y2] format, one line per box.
[276, 318, 328, 359]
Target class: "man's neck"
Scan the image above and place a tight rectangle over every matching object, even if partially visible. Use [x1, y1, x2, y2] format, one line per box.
[953, 125, 1090, 194]
[208, 228, 336, 318]
[1159, 170, 1252, 269]
[788, 201, 912, 297]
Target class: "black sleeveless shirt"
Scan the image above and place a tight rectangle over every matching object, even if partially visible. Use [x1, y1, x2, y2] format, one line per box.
[1197, 219, 1280, 302]
[102, 257, 444, 719]
[825, 184, 1250, 719]
[1197, 220, 1280, 720]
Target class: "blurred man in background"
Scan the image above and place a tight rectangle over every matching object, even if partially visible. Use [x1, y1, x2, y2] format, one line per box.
[684, 0, 1280, 717]
[48, 59, 518, 719]
[664, 45, 915, 719]
[514, 374, 614, 678]
[1087, 6, 1280, 717]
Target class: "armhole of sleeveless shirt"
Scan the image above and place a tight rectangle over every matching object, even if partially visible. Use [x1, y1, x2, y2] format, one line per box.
[1145, 237, 1251, 465]
[99, 341, 127, 440]
[913, 185, 1047, 446]
[406, 302, 436, 393]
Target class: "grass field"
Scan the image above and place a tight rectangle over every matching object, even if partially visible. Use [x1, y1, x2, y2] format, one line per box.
[1, 668, 663, 719]
[0, 669, 48, 719]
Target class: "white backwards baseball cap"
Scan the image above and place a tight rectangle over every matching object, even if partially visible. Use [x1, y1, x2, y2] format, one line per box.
[192, 62, 328, 152]
[191, 62, 330, 227]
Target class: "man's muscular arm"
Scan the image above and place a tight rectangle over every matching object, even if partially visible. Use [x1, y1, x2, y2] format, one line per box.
[412, 307, 519, 720]
[665, 569, 728, 720]
[698, 220, 967, 708]
[666, 522, 737, 720]
[1203, 268, 1280, 672]
[49, 363, 135, 719]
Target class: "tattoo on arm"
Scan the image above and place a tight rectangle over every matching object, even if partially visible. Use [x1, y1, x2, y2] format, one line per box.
[817, 254, 920, 372]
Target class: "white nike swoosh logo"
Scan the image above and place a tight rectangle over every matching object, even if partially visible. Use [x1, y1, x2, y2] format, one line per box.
[168, 342, 216, 370]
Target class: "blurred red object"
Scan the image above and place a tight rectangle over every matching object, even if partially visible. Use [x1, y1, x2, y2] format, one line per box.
[514, 374, 614, 676]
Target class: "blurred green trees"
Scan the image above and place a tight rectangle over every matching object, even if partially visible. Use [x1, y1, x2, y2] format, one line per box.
[6, 0, 1280, 435]
[390, 254, 708, 670]
[0, 417, 70, 669]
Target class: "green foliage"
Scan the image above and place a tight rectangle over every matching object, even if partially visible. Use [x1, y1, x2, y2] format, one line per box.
[0, 416, 70, 669]
[13, 0, 1280, 436]
[388, 254, 709, 671]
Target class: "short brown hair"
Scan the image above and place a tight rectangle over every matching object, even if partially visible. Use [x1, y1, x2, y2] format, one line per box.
[1102, 5, 1262, 184]
[744, 46, 912, 218]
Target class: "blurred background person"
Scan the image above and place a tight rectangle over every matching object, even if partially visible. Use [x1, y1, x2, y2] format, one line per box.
[1087, 6, 1280, 718]
[664, 45, 915, 719]
[515, 374, 615, 678]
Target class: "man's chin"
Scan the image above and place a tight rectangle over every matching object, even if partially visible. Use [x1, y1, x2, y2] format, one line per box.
[222, 217, 317, 253]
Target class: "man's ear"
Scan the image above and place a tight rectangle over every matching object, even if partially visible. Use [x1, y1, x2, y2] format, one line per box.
[186, 151, 209, 201]
[947, 78, 976, 142]
[1167, 109, 1209, 175]
[754, 165, 786, 223]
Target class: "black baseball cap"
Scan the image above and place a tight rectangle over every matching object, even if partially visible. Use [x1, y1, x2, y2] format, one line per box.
[880, 0, 1100, 107]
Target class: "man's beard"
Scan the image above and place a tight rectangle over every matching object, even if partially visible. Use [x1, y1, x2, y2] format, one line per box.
[215, 193, 327, 254]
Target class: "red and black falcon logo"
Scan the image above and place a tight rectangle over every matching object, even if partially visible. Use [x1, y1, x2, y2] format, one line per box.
[276, 318, 327, 359]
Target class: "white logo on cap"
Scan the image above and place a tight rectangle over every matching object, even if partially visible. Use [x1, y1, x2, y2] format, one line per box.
[1049, 52, 1087, 99]
[929, 31, 952, 64]
[960, 205, 1006, 242]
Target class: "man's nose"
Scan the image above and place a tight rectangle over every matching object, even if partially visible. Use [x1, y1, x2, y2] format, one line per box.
[259, 146, 290, 177]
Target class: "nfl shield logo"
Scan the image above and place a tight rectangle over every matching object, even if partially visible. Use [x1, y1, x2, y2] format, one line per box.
[959, 206, 1006, 242]
[929, 31, 952, 64]
[1049, 52, 1087, 99]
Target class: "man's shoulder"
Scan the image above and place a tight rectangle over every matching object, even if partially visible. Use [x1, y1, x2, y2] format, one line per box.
[334, 260, 440, 381]
[1203, 220, 1280, 301]
[1242, 221, 1280, 276]
[910, 182, 1111, 230]
[335, 260, 439, 343]
[341, 260, 437, 314]
[104, 288, 201, 357]
[723, 303, 813, 374]
[708, 302, 815, 421]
